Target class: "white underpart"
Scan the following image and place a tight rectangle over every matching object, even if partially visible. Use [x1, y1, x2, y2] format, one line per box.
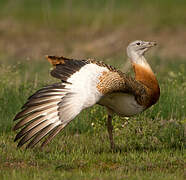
[101, 93, 145, 117]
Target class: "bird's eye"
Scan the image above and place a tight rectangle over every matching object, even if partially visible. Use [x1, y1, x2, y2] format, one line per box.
[136, 42, 141, 45]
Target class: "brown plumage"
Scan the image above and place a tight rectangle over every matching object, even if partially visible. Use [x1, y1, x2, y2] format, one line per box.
[13, 40, 160, 150]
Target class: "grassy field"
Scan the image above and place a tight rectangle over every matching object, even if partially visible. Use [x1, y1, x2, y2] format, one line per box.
[0, 0, 186, 180]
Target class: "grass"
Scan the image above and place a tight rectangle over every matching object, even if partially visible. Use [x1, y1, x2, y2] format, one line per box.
[0, 0, 186, 179]
[1, 0, 186, 31]
[0, 56, 185, 180]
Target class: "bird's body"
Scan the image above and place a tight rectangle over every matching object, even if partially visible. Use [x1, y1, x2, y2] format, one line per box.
[13, 40, 160, 149]
[99, 93, 145, 117]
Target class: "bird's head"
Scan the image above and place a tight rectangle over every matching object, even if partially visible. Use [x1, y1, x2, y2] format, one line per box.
[127, 40, 156, 61]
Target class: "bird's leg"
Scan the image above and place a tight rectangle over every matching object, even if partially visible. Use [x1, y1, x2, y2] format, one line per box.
[107, 114, 115, 150]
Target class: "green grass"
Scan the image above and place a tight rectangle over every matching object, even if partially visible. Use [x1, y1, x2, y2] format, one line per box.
[0, 56, 185, 180]
[0, 0, 186, 179]
[1, 0, 186, 31]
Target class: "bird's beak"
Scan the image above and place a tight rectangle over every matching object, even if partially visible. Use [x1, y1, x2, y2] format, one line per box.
[140, 41, 157, 52]
[147, 41, 157, 48]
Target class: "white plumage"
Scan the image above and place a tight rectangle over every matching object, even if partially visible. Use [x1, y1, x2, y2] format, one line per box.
[66, 63, 109, 108]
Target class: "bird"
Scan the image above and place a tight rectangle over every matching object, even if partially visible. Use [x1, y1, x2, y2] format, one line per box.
[13, 40, 160, 150]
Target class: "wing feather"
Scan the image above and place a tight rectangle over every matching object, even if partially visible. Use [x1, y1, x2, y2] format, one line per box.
[13, 56, 142, 148]
[41, 124, 67, 147]
[14, 83, 84, 148]
[14, 109, 58, 140]
[14, 103, 57, 120]
[17, 115, 59, 146]
[26, 122, 61, 148]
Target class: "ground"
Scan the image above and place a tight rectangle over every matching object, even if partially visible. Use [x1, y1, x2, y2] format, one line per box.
[0, 0, 185, 180]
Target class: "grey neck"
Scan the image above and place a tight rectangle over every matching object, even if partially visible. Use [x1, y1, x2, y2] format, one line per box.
[128, 51, 151, 69]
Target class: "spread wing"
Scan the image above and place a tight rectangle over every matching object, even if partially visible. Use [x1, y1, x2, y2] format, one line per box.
[48, 56, 139, 95]
[13, 56, 141, 148]
[13, 83, 72, 148]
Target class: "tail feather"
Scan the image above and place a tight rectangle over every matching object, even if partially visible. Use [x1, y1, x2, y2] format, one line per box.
[46, 55, 89, 82]
[46, 56, 73, 66]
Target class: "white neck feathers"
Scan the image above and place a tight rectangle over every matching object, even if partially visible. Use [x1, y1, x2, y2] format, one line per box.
[128, 51, 151, 70]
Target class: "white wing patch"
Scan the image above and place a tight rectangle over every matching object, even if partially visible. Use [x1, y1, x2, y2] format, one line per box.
[13, 64, 109, 148]
[66, 63, 109, 109]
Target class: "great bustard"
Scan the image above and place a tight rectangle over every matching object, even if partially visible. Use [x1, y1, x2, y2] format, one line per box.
[13, 40, 160, 149]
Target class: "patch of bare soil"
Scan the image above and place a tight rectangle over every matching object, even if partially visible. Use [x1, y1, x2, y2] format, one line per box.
[0, 19, 186, 61]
